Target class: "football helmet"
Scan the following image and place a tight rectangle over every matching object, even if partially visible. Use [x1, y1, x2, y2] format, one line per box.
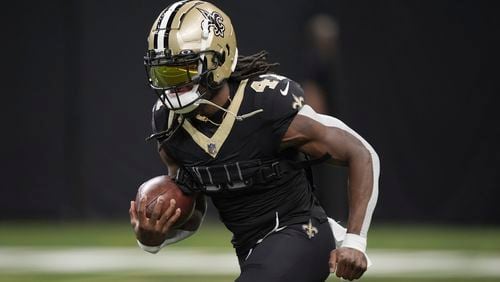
[144, 0, 238, 114]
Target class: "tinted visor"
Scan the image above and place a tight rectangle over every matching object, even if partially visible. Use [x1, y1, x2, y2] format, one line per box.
[149, 64, 199, 89]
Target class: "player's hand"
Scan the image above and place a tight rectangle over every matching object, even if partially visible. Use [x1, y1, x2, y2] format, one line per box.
[329, 247, 368, 281]
[129, 196, 181, 246]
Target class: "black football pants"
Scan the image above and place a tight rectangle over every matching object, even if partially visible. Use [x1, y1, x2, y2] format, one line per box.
[236, 218, 335, 282]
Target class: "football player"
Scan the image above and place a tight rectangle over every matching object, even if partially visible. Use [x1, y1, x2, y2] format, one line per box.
[129, 1, 379, 281]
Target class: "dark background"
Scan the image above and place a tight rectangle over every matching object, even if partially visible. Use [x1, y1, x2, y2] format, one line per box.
[2, 0, 499, 224]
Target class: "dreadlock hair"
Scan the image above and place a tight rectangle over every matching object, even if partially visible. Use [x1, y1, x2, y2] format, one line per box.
[229, 50, 280, 82]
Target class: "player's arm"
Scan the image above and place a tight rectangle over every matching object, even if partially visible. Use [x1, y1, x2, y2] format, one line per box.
[282, 105, 379, 280]
[129, 148, 206, 254]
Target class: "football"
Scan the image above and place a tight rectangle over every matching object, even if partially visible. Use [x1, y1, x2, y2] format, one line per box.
[135, 175, 195, 228]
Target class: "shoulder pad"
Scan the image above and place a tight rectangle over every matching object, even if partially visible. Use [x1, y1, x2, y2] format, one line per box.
[151, 99, 170, 134]
[246, 74, 306, 119]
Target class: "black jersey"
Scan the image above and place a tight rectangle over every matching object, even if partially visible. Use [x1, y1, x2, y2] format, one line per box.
[151, 74, 327, 255]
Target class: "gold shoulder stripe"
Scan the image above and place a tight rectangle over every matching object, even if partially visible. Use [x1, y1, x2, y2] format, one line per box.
[182, 79, 248, 158]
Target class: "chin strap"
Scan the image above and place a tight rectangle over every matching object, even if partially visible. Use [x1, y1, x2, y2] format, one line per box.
[195, 98, 264, 121]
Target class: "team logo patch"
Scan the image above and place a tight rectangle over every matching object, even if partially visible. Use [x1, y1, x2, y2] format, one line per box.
[302, 219, 318, 239]
[292, 94, 305, 110]
[207, 143, 217, 155]
[197, 8, 225, 37]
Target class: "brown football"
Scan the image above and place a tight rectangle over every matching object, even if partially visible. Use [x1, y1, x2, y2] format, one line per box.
[135, 175, 195, 228]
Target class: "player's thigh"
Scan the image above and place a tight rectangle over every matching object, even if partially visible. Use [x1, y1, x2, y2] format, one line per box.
[237, 219, 334, 282]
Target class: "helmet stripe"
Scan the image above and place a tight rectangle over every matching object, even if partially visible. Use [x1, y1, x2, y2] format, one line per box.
[152, 6, 171, 50]
[156, 0, 189, 50]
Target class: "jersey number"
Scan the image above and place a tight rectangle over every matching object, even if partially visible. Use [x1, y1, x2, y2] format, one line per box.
[250, 79, 279, 93]
[250, 74, 287, 93]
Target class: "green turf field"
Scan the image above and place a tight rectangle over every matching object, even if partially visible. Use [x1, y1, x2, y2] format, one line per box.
[0, 221, 231, 249]
[1, 221, 500, 282]
[2, 221, 499, 251]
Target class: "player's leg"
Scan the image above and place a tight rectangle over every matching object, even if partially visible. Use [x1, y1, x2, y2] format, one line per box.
[236, 217, 334, 282]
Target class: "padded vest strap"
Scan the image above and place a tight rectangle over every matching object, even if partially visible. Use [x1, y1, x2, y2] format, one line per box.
[175, 154, 331, 193]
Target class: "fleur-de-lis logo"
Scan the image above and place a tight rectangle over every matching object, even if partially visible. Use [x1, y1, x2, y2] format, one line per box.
[197, 8, 225, 37]
[302, 219, 318, 239]
[292, 94, 305, 110]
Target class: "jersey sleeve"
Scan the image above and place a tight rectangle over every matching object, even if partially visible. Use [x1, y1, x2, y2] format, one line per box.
[248, 74, 306, 143]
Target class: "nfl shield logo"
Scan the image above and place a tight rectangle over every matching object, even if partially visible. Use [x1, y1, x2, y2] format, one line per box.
[207, 143, 217, 155]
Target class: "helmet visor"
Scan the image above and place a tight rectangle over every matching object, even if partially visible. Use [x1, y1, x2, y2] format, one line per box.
[149, 64, 199, 89]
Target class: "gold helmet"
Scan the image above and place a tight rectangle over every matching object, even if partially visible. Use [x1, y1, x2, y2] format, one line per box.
[144, 0, 238, 114]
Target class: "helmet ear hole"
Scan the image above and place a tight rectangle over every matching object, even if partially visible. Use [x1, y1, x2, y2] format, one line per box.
[219, 51, 226, 65]
[211, 52, 224, 66]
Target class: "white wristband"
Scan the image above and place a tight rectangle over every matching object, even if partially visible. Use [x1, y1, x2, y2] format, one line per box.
[341, 233, 372, 267]
[341, 233, 367, 253]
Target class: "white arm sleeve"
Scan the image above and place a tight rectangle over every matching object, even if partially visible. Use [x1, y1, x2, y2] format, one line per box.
[137, 195, 208, 254]
[298, 105, 380, 238]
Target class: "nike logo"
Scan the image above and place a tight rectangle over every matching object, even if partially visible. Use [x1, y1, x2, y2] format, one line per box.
[280, 81, 290, 96]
